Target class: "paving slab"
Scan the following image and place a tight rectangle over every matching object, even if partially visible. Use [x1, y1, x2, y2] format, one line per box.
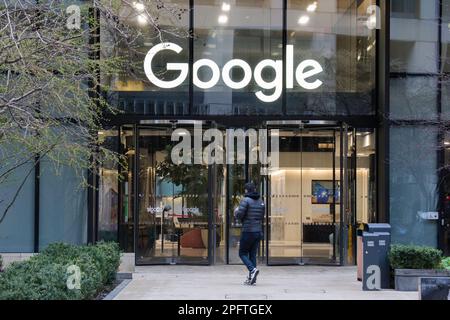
[113, 265, 417, 300]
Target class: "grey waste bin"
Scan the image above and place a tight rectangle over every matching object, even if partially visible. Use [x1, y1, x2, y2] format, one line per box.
[362, 224, 391, 291]
[366, 223, 391, 234]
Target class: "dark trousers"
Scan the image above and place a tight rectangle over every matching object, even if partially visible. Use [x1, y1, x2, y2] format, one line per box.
[239, 232, 262, 272]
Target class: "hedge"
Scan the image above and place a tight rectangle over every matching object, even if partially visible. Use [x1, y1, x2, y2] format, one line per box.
[389, 244, 443, 270]
[442, 257, 450, 270]
[0, 241, 121, 300]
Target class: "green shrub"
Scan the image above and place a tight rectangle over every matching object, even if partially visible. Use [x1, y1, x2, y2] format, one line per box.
[389, 244, 443, 270]
[441, 257, 450, 270]
[0, 241, 121, 300]
[0, 255, 3, 272]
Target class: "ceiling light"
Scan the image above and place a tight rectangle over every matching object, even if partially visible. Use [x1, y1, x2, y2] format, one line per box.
[218, 14, 228, 24]
[137, 13, 148, 25]
[298, 15, 310, 25]
[133, 2, 145, 12]
[221, 2, 231, 12]
[306, 2, 317, 12]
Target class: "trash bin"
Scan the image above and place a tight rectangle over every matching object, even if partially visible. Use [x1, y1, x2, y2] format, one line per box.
[361, 223, 391, 291]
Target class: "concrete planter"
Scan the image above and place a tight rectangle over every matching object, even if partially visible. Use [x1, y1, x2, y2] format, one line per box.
[395, 269, 450, 291]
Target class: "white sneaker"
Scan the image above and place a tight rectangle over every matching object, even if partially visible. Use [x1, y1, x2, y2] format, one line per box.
[249, 268, 259, 285]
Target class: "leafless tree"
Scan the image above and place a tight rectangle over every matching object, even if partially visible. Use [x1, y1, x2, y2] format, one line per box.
[0, 0, 188, 224]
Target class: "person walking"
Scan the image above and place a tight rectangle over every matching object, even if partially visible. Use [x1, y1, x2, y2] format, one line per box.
[234, 182, 265, 285]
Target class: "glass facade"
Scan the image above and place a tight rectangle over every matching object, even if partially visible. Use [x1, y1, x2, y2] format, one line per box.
[39, 161, 88, 249]
[286, 0, 376, 115]
[0, 155, 35, 253]
[389, 0, 447, 248]
[2, 0, 450, 262]
[390, 126, 438, 247]
[0, 156, 88, 252]
[105, 0, 377, 117]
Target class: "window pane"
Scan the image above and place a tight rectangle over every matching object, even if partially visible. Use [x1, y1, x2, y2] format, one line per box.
[193, 0, 283, 115]
[356, 130, 376, 224]
[98, 129, 119, 243]
[390, 126, 438, 247]
[390, 0, 439, 119]
[102, 1, 190, 116]
[287, 0, 376, 115]
[39, 161, 87, 249]
[390, 77, 438, 120]
[0, 156, 35, 252]
[441, 1, 450, 119]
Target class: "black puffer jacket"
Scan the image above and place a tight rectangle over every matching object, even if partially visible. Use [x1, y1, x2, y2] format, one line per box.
[235, 192, 265, 233]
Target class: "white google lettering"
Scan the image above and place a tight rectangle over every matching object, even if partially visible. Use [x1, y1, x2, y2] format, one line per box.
[143, 42, 323, 103]
[193, 59, 220, 89]
[143, 43, 188, 89]
[222, 59, 252, 89]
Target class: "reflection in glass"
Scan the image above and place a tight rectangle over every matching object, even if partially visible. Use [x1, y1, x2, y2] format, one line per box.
[390, 126, 438, 247]
[390, 0, 440, 120]
[287, 0, 377, 115]
[102, 1, 190, 116]
[136, 127, 210, 264]
[193, 0, 283, 115]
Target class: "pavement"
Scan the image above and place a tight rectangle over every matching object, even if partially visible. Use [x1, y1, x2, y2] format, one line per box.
[112, 265, 418, 300]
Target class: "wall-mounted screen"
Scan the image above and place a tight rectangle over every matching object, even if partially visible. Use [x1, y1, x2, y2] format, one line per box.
[311, 180, 340, 204]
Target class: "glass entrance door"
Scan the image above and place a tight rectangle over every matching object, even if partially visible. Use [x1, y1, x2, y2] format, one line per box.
[267, 124, 342, 265]
[135, 125, 211, 265]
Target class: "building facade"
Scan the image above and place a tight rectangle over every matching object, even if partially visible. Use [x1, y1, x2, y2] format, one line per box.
[1, 0, 449, 266]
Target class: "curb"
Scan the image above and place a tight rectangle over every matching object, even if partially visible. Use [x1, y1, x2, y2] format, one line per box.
[103, 278, 132, 300]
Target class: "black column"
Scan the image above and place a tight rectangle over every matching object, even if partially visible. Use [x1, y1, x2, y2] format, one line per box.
[34, 155, 40, 253]
[376, 0, 390, 223]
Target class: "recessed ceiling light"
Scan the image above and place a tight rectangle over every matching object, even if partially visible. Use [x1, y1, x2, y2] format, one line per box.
[218, 14, 228, 24]
[133, 2, 145, 12]
[137, 14, 148, 25]
[306, 2, 317, 12]
[221, 2, 231, 12]
[298, 15, 310, 25]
